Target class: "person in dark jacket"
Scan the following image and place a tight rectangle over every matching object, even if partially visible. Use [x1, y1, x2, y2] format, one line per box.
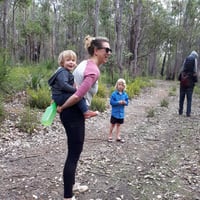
[178, 50, 198, 117]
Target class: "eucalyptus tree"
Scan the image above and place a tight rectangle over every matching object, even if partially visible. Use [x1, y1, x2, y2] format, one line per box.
[11, 0, 32, 63]
[164, 0, 200, 79]
[142, 1, 172, 77]
[1, 0, 9, 63]
[114, 0, 124, 76]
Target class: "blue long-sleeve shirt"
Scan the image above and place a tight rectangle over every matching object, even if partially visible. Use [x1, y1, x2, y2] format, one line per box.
[110, 90, 129, 119]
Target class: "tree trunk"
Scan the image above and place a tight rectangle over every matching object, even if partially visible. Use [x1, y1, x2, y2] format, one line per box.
[129, 0, 142, 76]
[94, 0, 102, 36]
[114, 0, 124, 76]
[2, 0, 8, 64]
[148, 49, 157, 76]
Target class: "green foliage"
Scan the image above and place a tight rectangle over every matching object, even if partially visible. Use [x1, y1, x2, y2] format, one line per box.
[194, 84, 200, 96]
[16, 106, 39, 135]
[126, 77, 151, 99]
[0, 64, 8, 92]
[40, 60, 56, 70]
[100, 54, 117, 84]
[146, 107, 155, 118]
[168, 85, 177, 96]
[90, 82, 108, 112]
[160, 98, 169, 108]
[5, 66, 30, 93]
[26, 73, 44, 90]
[27, 87, 51, 109]
[96, 82, 108, 98]
[21, 20, 43, 37]
[6, 65, 51, 93]
[0, 96, 5, 122]
[91, 96, 107, 112]
[126, 83, 140, 99]
[108, 86, 115, 96]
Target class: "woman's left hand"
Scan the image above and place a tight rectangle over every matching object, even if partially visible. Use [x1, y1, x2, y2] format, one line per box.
[57, 106, 62, 113]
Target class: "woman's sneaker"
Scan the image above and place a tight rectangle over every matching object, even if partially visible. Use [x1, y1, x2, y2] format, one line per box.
[64, 196, 76, 200]
[73, 183, 89, 193]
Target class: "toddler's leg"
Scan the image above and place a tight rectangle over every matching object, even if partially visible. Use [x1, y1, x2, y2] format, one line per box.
[108, 124, 115, 142]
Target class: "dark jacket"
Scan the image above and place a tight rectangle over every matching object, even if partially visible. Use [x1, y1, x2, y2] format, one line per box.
[48, 67, 76, 95]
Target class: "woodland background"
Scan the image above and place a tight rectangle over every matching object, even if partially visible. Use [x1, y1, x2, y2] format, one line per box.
[1, 0, 200, 80]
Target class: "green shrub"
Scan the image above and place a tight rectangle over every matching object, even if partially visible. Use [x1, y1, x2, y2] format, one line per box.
[194, 83, 200, 96]
[160, 98, 169, 107]
[16, 106, 39, 134]
[97, 82, 108, 98]
[126, 77, 150, 99]
[126, 83, 140, 99]
[6, 65, 51, 94]
[0, 96, 5, 122]
[91, 96, 107, 112]
[6, 66, 30, 93]
[25, 73, 44, 90]
[146, 107, 155, 118]
[0, 64, 8, 90]
[168, 86, 176, 96]
[27, 87, 51, 109]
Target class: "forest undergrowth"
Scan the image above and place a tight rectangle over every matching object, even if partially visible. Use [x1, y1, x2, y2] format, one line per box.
[0, 79, 199, 200]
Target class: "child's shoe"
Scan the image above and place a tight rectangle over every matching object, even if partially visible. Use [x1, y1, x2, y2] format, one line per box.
[84, 110, 99, 119]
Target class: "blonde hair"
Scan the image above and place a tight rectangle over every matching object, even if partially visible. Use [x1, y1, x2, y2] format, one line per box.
[84, 35, 95, 50]
[115, 78, 127, 90]
[58, 50, 77, 66]
[84, 35, 109, 56]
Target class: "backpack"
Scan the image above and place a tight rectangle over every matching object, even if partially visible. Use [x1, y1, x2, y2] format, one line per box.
[179, 55, 197, 88]
[180, 72, 193, 88]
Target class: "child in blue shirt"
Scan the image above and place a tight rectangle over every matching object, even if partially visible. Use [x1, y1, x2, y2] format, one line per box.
[108, 78, 129, 143]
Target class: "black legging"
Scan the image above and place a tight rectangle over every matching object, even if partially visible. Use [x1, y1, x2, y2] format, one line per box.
[60, 105, 85, 198]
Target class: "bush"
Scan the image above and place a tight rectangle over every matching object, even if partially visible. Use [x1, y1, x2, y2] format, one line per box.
[168, 86, 176, 96]
[126, 83, 140, 99]
[97, 82, 108, 98]
[0, 96, 5, 122]
[27, 87, 51, 109]
[194, 83, 200, 96]
[160, 98, 169, 107]
[146, 107, 155, 118]
[91, 96, 107, 112]
[6, 66, 31, 93]
[6, 65, 51, 94]
[126, 77, 150, 99]
[0, 64, 8, 90]
[16, 106, 39, 134]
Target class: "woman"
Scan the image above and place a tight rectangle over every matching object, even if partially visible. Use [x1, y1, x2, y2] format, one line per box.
[57, 35, 112, 200]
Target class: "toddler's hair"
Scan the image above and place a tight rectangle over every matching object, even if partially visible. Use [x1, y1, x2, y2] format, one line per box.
[58, 50, 77, 66]
[115, 78, 127, 90]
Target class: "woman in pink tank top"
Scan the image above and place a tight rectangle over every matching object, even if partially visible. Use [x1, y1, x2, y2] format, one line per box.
[57, 35, 112, 200]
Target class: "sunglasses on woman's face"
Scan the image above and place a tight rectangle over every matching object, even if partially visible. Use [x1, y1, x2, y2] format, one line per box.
[98, 47, 112, 53]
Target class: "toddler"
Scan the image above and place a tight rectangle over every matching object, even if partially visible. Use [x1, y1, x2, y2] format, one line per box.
[108, 78, 129, 142]
[48, 50, 98, 119]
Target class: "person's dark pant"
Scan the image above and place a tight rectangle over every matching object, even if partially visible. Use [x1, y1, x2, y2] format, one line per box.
[60, 105, 85, 198]
[53, 93, 88, 113]
[179, 86, 194, 116]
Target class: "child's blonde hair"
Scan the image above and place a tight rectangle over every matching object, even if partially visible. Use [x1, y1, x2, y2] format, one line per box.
[58, 50, 77, 67]
[115, 78, 126, 90]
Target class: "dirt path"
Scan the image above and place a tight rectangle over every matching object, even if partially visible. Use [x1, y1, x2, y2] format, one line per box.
[0, 80, 199, 200]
